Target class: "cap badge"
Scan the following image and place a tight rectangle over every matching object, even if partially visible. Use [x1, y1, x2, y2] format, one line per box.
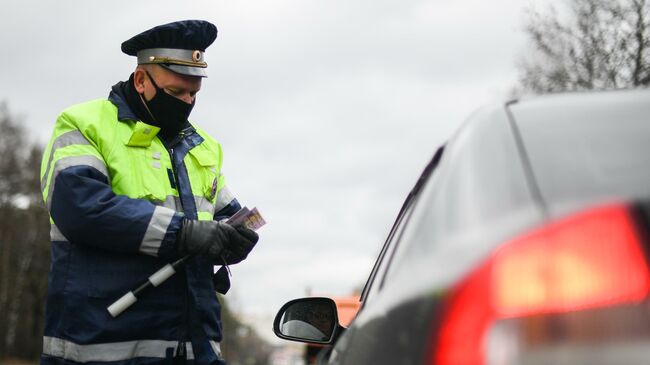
[192, 50, 202, 62]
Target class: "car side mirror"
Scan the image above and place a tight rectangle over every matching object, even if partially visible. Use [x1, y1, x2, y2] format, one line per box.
[273, 297, 341, 344]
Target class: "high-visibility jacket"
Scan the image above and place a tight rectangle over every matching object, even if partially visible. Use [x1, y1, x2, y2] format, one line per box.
[39, 86, 240, 365]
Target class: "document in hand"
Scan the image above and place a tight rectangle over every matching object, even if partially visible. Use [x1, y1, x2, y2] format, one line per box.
[226, 206, 266, 231]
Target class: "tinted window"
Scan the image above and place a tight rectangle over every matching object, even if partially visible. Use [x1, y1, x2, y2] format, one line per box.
[361, 202, 415, 303]
[511, 90, 650, 215]
[361, 147, 445, 303]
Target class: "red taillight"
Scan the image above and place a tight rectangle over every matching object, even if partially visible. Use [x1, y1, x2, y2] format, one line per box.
[433, 204, 650, 365]
[494, 204, 649, 316]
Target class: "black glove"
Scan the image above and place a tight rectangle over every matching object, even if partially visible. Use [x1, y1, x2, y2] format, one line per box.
[176, 219, 258, 265]
[176, 219, 233, 262]
[221, 226, 259, 265]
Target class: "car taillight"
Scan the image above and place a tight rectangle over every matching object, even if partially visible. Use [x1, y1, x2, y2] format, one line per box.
[431, 203, 650, 365]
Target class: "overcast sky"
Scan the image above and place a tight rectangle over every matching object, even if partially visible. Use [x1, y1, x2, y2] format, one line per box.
[1, 0, 549, 342]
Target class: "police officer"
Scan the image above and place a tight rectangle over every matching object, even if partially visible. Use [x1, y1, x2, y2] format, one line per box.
[40, 20, 258, 365]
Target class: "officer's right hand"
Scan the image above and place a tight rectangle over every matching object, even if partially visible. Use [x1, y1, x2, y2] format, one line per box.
[177, 219, 251, 263]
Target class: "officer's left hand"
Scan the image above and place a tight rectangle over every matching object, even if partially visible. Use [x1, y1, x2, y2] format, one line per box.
[222, 226, 258, 265]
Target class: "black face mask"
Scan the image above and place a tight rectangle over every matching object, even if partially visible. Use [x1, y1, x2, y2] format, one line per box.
[141, 70, 195, 134]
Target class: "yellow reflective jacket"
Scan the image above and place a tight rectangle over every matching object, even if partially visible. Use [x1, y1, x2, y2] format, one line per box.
[39, 86, 237, 365]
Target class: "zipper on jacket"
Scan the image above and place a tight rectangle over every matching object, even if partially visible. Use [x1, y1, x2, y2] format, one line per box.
[164, 128, 194, 205]
[160, 131, 190, 356]
[164, 128, 201, 359]
[165, 143, 183, 212]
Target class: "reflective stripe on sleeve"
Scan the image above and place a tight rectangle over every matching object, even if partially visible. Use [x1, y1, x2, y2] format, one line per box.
[41, 130, 91, 191]
[42, 336, 196, 362]
[195, 196, 215, 216]
[214, 185, 234, 212]
[45, 155, 109, 210]
[153, 195, 183, 212]
[140, 206, 176, 257]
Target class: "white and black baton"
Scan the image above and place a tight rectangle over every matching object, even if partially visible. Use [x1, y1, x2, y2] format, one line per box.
[107, 254, 231, 317]
[107, 255, 190, 317]
[107, 207, 265, 317]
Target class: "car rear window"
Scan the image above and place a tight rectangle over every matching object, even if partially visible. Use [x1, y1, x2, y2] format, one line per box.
[510, 90, 650, 215]
[380, 104, 542, 287]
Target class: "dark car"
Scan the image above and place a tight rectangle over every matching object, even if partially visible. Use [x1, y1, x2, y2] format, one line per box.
[273, 89, 650, 365]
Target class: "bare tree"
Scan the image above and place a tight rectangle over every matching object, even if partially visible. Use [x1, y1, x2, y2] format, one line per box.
[0, 103, 49, 360]
[0, 103, 27, 205]
[518, 0, 650, 93]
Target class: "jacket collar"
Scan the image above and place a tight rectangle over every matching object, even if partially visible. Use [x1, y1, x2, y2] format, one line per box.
[108, 81, 140, 122]
[108, 78, 199, 146]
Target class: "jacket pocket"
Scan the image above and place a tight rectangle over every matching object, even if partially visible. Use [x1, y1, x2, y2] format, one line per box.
[124, 146, 170, 203]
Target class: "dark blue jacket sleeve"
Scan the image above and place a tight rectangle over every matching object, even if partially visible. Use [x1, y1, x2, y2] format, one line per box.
[214, 198, 241, 221]
[50, 165, 182, 259]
